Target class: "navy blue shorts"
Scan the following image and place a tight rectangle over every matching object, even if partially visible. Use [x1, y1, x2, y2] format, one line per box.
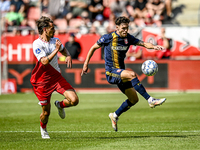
[105, 68, 132, 93]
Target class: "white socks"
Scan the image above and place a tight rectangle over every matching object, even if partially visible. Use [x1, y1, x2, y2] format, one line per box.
[113, 112, 118, 118]
[148, 97, 154, 103]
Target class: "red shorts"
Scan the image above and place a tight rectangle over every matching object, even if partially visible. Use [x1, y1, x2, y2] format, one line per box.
[33, 77, 74, 106]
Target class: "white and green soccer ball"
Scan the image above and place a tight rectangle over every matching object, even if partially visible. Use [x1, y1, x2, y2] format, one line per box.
[141, 60, 158, 76]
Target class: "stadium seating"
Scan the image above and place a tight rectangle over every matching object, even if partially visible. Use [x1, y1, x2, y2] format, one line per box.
[27, 19, 36, 29]
[27, 7, 41, 21]
[54, 19, 68, 33]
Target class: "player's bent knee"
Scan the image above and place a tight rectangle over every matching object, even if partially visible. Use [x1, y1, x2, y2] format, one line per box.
[130, 72, 137, 78]
[70, 97, 79, 106]
[125, 71, 137, 80]
[40, 111, 50, 119]
[43, 111, 50, 117]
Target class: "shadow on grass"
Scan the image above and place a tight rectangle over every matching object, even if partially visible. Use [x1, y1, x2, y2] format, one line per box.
[53, 134, 200, 140]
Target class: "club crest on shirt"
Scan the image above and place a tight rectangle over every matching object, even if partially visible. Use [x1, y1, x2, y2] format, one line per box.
[35, 48, 41, 54]
[124, 38, 128, 44]
[117, 69, 121, 72]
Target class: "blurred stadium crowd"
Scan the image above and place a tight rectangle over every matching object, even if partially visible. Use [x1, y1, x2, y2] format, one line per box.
[0, 0, 174, 36]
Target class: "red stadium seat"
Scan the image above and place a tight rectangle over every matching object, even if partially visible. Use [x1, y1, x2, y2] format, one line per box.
[69, 18, 82, 27]
[54, 19, 68, 33]
[27, 19, 36, 29]
[27, 7, 41, 21]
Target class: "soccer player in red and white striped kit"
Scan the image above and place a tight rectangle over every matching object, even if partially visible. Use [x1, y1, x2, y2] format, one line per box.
[30, 16, 79, 139]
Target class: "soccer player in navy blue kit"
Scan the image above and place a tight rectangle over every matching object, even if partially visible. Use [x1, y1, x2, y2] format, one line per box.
[81, 16, 166, 132]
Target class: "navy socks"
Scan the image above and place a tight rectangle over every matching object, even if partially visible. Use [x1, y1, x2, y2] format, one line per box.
[115, 99, 135, 117]
[115, 78, 150, 117]
[131, 78, 150, 100]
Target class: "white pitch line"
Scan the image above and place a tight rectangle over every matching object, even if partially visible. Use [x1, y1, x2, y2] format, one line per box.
[0, 100, 36, 103]
[0, 131, 200, 133]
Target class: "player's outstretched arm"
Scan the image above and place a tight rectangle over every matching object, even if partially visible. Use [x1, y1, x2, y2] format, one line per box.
[81, 43, 101, 76]
[136, 40, 165, 50]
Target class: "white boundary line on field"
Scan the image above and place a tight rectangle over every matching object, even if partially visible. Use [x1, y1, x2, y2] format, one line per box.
[0, 130, 200, 133]
[52, 89, 200, 94]
[77, 90, 200, 94]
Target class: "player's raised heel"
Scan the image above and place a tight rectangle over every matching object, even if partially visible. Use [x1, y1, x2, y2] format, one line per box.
[148, 98, 166, 108]
[40, 126, 50, 139]
[54, 100, 65, 119]
[109, 113, 118, 132]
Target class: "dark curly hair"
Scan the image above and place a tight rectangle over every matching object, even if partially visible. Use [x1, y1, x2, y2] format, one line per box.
[115, 16, 130, 26]
[36, 16, 53, 35]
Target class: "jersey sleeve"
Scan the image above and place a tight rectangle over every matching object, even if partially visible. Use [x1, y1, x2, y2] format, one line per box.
[129, 34, 140, 45]
[59, 44, 64, 52]
[32, 41, 46, 61]
[54, 37, 64, 52]
[97, 34, 111, 46]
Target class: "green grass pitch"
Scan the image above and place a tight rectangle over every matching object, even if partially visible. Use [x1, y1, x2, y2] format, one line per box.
[0, 92, 200, 150]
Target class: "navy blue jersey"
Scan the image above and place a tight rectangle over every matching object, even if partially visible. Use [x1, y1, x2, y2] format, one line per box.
[97, 31, 139, 71]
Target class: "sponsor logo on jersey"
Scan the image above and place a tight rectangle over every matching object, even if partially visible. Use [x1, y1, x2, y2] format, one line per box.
[35, 48, 41, 54]
[111, 46, 128, 51]
[124, 38, 128, 44]
[106, 71, 120, 78]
